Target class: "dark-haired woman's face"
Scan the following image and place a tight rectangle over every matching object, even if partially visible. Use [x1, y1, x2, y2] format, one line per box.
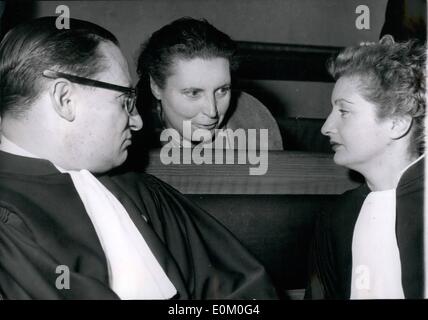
[151, 57, 231, 144]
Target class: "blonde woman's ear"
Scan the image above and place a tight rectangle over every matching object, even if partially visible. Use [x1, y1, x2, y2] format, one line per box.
[390, 115, 413, 140]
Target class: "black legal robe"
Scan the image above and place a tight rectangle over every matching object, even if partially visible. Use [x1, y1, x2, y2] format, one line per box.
[306, 157, 425, 299]
[0, 151, 277, 299]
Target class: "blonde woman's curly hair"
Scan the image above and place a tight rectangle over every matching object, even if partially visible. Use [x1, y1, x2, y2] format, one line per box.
[328, 36, 426, 156]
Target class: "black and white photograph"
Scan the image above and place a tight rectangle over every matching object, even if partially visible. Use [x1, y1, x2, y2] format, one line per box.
[0, 0, 426, 309]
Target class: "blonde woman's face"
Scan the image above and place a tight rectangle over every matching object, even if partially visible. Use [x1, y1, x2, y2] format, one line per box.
[151, 57, 231, 144]
[321, 76, 394, 172]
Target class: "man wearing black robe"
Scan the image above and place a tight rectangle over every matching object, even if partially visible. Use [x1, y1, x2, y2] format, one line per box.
[0, 17, 277, 300]
[0, 151, 277, 299]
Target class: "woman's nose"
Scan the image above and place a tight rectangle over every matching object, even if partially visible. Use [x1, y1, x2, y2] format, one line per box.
[129, 112, 143, 131]
[321, 113, 336, 136]
[203, 95, 218, 118]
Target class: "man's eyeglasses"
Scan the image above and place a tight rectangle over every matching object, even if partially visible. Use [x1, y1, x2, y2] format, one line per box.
[42, 70, 138, 115]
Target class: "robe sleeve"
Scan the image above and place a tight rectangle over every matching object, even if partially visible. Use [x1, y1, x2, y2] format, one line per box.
[305, 210, 327, 300]
[135, 173, 278, 299]
[0, 206, 61, 299]
[0, 207, 118, 300]
[305, 209, 337, 300]
[305, 186, 368, 300]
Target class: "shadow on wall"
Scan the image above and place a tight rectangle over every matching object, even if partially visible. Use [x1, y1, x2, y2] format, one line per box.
[380, 0, 426, 42]
[0, 1, 3, 37]
[235, 79, 290, 119]
[1, 1, 37, 39]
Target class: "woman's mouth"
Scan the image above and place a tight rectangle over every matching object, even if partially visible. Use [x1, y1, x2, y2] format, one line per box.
[193, 122, 218, 130]
[123, 137, 132, 147]
[330, 141, 342, 151]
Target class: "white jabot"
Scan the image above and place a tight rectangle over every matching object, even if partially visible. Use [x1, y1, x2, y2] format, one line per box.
[350, 189, 404, 299]
[56, 167, 177, 300]
[350, 156, 424, 299]
[0, 136, 177, 300]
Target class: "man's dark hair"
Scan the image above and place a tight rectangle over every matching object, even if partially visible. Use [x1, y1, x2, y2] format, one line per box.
[0, 16, 118, 117]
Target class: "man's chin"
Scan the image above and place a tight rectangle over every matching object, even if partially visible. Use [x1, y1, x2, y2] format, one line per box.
[92, 151, 128, 173]
[117, 150, 128, 165]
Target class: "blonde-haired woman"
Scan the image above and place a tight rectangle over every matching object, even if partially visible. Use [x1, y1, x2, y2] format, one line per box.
[307, 36, 426, 299]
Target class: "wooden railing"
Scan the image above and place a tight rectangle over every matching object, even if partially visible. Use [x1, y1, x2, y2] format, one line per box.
[144, 150, 361, 195]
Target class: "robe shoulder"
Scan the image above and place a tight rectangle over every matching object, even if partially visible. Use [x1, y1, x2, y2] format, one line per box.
[306, 183, 367, 300]
[108, 172, 279, 299]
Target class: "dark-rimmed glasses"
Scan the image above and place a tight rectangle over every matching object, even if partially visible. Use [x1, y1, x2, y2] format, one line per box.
[42, 70, 137, 115]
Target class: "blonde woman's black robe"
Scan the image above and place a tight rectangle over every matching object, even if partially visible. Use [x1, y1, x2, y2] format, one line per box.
[306, 157, 424, 299]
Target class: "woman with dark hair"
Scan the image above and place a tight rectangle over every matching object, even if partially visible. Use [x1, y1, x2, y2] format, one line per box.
[307, 36, 426, 299]
[136, 17, 282, 150]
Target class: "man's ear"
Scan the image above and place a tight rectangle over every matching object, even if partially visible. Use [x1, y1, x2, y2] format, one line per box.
[149, 76, 162, 100]
[390, 115, 412, 140]
[50, 80, 76, 121]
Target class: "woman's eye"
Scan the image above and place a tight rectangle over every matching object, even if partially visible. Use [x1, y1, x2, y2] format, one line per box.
[216, 86, 231, 96]
[183, 90, 200, 98]
[339, 109, 349, 117]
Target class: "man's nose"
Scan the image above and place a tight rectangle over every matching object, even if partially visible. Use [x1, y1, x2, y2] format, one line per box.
[202, 94, 218, 118]
[129, 112, 143, 131]
[321, 113, 336, 136]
